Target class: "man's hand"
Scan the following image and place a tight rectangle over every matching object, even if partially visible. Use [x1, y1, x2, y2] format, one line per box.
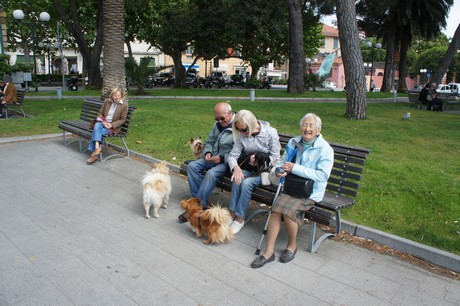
[205, 154, 220, 163]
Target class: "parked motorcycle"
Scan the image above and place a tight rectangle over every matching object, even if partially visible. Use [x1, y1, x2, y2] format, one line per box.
[259, 78, 272, 89]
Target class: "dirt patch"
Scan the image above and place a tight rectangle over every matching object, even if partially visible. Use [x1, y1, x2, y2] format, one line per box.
[329, 227, 460, 280]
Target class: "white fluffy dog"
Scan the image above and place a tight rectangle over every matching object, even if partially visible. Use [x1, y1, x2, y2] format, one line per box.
[141, 161, 172, 218]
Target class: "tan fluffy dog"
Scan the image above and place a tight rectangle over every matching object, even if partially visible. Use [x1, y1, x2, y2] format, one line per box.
[141, 161, 172, 218]
[179, 197, 234, 244]
[185, 137, 204, 159]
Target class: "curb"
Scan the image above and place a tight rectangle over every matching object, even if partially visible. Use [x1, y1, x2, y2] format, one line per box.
[341, 220, 460, 273]
[2, 134, 459, 273]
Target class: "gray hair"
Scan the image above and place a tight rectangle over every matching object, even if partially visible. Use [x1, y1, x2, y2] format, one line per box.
[300, 113, 322, 129]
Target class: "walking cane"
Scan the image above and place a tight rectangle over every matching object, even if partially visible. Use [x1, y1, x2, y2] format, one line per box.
[255, 176, 285, 255]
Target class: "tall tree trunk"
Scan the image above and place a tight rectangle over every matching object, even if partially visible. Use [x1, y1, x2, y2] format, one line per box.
[432, 23, 460, 84]
[381, 22, 396, 92]
[102, 0, 126, 99]
[53, 0, 104, 89]
[171, 50, 187, 88]
[397, 26, 410, 93]
[286, 0, 305, 93]
[336, 0, 367, 119]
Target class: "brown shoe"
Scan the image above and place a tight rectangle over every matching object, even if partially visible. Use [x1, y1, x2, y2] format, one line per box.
[94, 147, 101, 155]
[86, 155, 98, 164]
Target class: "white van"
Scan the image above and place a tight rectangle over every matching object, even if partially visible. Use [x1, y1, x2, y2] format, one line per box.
[448, 83, 460, 96]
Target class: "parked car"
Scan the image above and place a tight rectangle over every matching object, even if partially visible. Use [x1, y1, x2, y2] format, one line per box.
[185, 73, 196, 86]
[154, 72, 173, 86]
[448, 83, 460, 96]
[437, 84, 452, 94]
[230, 74, 245, 86]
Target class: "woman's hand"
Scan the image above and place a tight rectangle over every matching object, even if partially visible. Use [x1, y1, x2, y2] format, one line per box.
[231, 165, 244, 184]
[281, 162, 294, 173]
[103, 122, 112, 129]
[248, 154, 257, 166]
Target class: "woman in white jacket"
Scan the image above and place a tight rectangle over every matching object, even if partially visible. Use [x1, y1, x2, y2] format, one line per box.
[227, 110, 281, 234]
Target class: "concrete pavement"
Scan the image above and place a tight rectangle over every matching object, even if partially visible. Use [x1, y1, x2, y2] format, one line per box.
[0, 135, 459, 305]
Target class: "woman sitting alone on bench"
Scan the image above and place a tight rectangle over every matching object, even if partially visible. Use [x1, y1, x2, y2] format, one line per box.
[251, 113, 334, 268]
[86, 86, 129, 165]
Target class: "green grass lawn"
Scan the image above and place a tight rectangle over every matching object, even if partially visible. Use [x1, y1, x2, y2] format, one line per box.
[3, 90, 459, 255]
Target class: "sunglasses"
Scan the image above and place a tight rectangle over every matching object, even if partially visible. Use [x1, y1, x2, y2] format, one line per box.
[214, 116, 226, 121]
[236, 126, 248, 133]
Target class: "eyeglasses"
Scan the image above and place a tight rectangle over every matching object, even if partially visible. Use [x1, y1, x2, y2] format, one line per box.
[236, 126, 248, 133]
[214, 117, 226, 121]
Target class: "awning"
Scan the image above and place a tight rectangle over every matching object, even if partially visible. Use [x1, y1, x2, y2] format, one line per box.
[267, 71, 282, 77]
[183, 63, 200, 71]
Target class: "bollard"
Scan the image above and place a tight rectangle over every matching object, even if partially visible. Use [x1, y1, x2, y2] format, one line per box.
[250, 88, 255, 102]
[392, 90, 397, 103]
[57, 87, 62, 100]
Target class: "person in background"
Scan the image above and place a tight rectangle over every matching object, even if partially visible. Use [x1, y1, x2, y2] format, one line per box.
[86, 87, 129, 164]
[0, 75, 18, 118]
[251, 113, 334, 268]
[178, 102, 235, 222]
[227, 110, 281, 234]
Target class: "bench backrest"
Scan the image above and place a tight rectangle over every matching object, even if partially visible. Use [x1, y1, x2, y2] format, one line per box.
[82, 98, 136, 136]
[278, 133, 370, 207]
[407, 90, 457, 103]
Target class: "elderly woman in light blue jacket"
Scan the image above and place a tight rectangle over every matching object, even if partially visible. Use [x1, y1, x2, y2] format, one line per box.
[251, 113, 334, 268]
[227, 110, 281, 235]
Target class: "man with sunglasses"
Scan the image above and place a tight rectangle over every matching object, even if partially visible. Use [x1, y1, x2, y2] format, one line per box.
[178, 102, 236, 223]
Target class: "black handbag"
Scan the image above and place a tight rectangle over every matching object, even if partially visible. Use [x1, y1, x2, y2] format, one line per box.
[283, 173, 314, 198]
[282, 139, 314, 198]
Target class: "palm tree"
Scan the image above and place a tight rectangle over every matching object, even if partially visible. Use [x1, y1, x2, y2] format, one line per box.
[102, 0, 127, 99]
[390, 0, 452, 92]
[431, 23, 460, 84]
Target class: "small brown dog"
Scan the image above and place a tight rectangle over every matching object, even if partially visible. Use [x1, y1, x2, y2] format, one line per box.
[185, 137, 204, 159]
[179, 197, 234, 244]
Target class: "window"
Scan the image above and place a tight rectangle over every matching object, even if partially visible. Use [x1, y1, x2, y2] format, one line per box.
[141, 57, 155, 67]
[333, 37, 339, 49]
[186, 45, 194, 56]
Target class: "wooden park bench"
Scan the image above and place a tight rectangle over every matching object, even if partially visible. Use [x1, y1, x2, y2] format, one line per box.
[180, 133, 371, 253]
[58, 98, 136, 162]
[407, 90, 460, 110]
[2, 88, 27, 118]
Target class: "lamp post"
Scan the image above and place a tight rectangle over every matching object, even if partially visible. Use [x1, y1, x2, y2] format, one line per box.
[54, 23, 66, 89]
[365, 41, 382, 92]
[13, 9, 50, 92]
[363, 62, 372, 90]
[420, 68, 428, 85]
[38, 42, 51, 84]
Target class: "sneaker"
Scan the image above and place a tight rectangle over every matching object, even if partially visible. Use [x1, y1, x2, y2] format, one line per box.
[230, 220, 244, 234]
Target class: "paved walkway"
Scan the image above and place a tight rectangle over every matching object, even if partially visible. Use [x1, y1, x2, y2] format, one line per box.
[0, 136, 459, 305]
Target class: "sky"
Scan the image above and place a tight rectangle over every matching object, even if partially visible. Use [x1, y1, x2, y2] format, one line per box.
[444, 0, 460, 38]
[321, 1, 459, 39]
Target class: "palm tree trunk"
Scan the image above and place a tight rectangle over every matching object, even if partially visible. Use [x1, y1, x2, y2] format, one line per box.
[432, 23, 460, 84]
[286, 0, 305, 93]
[381, 22, 396, 92]
[397, 26, 410, 93]
[102, 0, 127, 99]
[336, 0, 367, 119]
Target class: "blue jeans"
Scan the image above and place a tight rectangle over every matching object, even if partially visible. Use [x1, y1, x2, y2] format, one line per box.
[188, 159, 228, 208]
[87, 122, 111, 152]
[229, 170, 261, 218]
